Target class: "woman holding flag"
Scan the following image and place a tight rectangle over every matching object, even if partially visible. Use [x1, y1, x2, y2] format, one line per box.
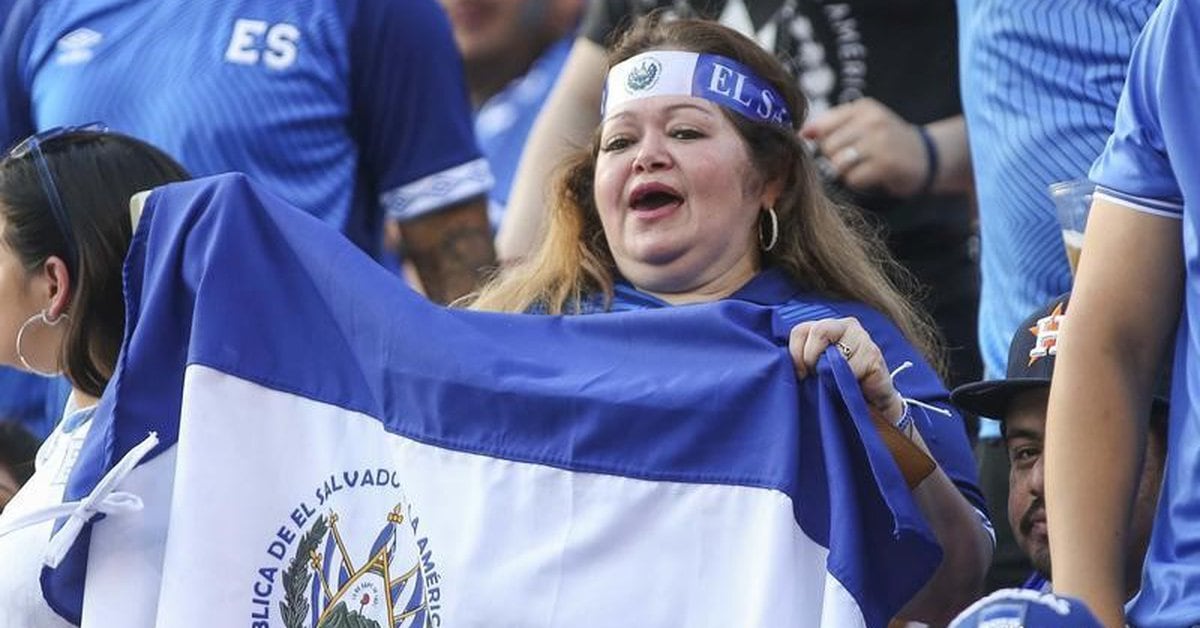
[0, 127, 188, 627]
[471, 16, 991, 623]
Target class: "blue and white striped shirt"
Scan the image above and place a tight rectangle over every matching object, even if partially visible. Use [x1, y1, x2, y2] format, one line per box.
[957, 0, 1158, 435]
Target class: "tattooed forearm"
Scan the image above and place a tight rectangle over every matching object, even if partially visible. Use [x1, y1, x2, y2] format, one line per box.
[400, 197, 496, 304]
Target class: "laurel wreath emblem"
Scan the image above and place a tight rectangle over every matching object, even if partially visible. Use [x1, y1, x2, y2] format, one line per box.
[281, 514, 329, 628]
[625, 58, 661, 92]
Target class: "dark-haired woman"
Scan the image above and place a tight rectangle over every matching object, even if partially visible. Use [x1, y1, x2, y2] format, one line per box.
[0, 127, 188, 626]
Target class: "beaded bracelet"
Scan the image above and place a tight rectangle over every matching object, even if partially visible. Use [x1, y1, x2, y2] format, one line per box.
[915, 124, 939, 196]
[894, 398, 915, 436]
[889, 361, 952, 436]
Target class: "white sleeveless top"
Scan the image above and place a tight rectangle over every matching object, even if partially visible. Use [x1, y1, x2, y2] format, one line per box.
[0, 400, 95, 628]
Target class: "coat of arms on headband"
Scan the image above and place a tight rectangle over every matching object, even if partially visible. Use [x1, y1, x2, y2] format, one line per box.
[625, 57, 662, 93]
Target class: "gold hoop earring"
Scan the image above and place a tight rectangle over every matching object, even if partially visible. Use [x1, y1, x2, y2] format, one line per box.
[759, 206, 779, 252]
[15, 309, 67, 378]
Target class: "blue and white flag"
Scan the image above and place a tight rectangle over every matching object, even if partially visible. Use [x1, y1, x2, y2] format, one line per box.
[40, 173, 938, 627]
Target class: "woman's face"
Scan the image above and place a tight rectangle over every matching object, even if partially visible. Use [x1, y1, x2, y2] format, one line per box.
[594, 95, 776, 301]
[0, 219, 56, 371]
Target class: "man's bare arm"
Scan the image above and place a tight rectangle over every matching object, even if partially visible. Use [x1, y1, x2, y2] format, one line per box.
[1045, 198, 1183, 625]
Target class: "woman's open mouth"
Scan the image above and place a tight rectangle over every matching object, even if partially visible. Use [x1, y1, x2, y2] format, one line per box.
[629, 183, 683, 215]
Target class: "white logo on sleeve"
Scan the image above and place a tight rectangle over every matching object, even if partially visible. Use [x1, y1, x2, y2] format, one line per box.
[55, 28, 103, 66]
[224, 18, 300, 69]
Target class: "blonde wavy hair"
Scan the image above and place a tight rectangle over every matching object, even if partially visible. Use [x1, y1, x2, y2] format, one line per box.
[470, 16, 943, 369]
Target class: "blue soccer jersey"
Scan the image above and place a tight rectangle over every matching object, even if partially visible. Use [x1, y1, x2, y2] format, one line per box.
[958, 0, 1157, 436]
[0, 0, 491, 256]
[475, 35, 572, 230]
[1090, 0, 1200, 623]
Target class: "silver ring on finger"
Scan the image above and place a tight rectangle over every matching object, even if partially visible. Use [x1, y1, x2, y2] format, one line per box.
[836, 341, 854, 360]
[838, 145, 863, 167]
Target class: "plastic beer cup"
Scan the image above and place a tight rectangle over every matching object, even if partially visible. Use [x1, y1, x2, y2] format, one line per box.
[1048, 178, 1095, 275]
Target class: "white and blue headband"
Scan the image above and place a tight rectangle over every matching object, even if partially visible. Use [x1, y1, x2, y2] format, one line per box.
[601, 50, 793, 129]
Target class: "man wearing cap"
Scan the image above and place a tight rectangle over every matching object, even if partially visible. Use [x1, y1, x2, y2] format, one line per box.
[951, 293, 1167, 599]
[950, 588, 1104, 628]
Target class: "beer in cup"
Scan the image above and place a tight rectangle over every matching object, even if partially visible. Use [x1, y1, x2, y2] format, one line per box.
[1048, 178, 1094, 275]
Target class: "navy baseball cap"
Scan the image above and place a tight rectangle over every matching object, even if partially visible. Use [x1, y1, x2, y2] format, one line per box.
[949, 588, 1103, 628]
[951, 292, 1171, 420]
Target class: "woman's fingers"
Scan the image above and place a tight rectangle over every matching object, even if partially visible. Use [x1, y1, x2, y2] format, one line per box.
[788, 317, 903, 422]
[788, 322, 813, 378]
[790, 319, 848, 378]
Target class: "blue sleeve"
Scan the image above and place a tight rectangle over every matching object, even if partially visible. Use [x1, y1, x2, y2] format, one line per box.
[345, 0, 491, 222]
[0, 0, 36, 149]
[826, 301, 987, 516]
[0, 368, 56, 438]
[1090, 0, 1191, 216]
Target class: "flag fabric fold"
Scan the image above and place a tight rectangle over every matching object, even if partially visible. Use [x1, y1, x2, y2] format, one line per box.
[42, 173, 939, 627]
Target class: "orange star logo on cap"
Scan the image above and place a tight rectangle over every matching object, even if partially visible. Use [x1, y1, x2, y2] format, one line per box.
[1028, 303, 1066, 366]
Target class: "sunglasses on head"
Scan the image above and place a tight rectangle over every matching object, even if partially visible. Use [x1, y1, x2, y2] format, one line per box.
[7, 122, 109, 268]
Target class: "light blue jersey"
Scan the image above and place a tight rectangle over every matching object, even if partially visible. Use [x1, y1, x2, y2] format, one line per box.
[475, 35, 572, 230]
[0, 0, 490, 256]
[1090, 1, 1200, 623]
[957, 0, 1157, 436]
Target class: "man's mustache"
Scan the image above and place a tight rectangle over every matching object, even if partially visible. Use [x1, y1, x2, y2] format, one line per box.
[1020, 497, 1046, 536]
